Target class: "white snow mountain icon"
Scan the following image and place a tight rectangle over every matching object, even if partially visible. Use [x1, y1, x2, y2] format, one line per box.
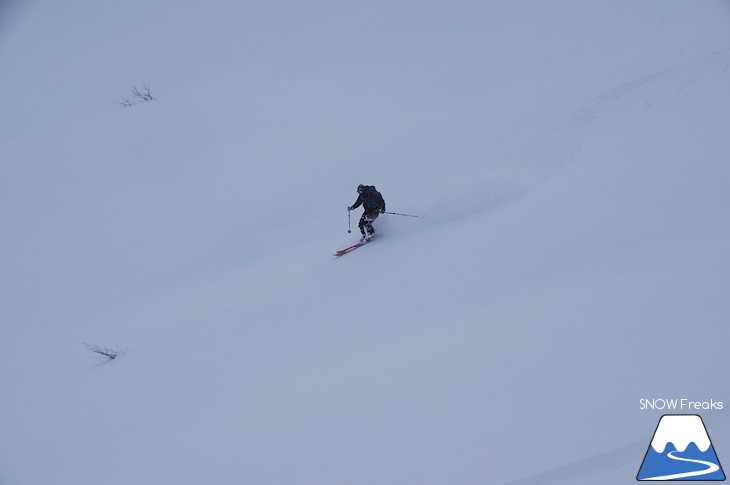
[637, 414, 725, 481]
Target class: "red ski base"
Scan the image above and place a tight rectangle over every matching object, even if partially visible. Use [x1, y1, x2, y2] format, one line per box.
[334, 235, 381, 257]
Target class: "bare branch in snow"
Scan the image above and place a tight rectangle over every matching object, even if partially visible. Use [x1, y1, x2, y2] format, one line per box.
[84, 343, 126, 362]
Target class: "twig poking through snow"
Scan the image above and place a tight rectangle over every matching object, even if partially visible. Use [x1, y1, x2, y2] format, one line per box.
[84, 343, 125, 362]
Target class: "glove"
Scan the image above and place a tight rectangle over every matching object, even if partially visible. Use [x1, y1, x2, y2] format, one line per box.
[347, 206, 353, 211]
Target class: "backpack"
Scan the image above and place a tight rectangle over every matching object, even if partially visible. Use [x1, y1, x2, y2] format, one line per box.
[367, 186, 385, 210]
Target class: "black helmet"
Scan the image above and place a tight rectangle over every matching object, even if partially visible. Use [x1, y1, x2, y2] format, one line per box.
[357, 184, 365, 194]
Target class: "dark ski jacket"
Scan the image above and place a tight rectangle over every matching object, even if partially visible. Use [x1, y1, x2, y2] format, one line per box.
[351, 186, 385, 214]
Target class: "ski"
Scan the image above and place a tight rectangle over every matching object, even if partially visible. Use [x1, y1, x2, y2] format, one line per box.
[334, 235, 381, 257]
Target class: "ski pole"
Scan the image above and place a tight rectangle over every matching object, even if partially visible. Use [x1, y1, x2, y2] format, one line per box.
[383, 211, 421, 218]
[347, 209, 352, 233]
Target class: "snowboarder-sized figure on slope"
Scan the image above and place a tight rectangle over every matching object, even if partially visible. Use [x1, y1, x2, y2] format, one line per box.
[348, 184, 385, 241]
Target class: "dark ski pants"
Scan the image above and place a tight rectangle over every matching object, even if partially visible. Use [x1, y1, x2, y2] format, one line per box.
[359, 211, 380, 236]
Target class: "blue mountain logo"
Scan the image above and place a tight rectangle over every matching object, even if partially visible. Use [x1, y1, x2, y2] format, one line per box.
[637, 414, 725, 481]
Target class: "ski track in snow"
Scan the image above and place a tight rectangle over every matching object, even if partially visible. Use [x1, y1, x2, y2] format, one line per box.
[498, 48, 730, 485]
[541, 48, 730, 180]
[569, 48, 730, 131]
[502, 440, 646, 485]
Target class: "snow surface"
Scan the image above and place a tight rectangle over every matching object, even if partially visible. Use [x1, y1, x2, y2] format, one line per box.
[2, 1, 730, 484]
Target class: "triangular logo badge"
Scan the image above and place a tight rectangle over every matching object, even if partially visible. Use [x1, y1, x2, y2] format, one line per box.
[637, 414, 725, 481]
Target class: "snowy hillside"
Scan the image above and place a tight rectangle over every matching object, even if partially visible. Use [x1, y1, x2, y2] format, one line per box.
[2, 1, 730, 484]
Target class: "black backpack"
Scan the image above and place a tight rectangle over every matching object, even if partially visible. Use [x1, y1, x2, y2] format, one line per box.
[367, 186, 385, 210]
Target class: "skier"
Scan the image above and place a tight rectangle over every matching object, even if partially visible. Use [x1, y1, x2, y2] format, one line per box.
[348, 184, 385, 241]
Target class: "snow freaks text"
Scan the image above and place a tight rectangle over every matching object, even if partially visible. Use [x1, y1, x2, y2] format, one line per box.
[639, 399, 724, 411]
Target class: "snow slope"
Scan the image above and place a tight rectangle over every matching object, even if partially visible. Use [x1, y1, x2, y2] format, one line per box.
[2, 1, 730, 484]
